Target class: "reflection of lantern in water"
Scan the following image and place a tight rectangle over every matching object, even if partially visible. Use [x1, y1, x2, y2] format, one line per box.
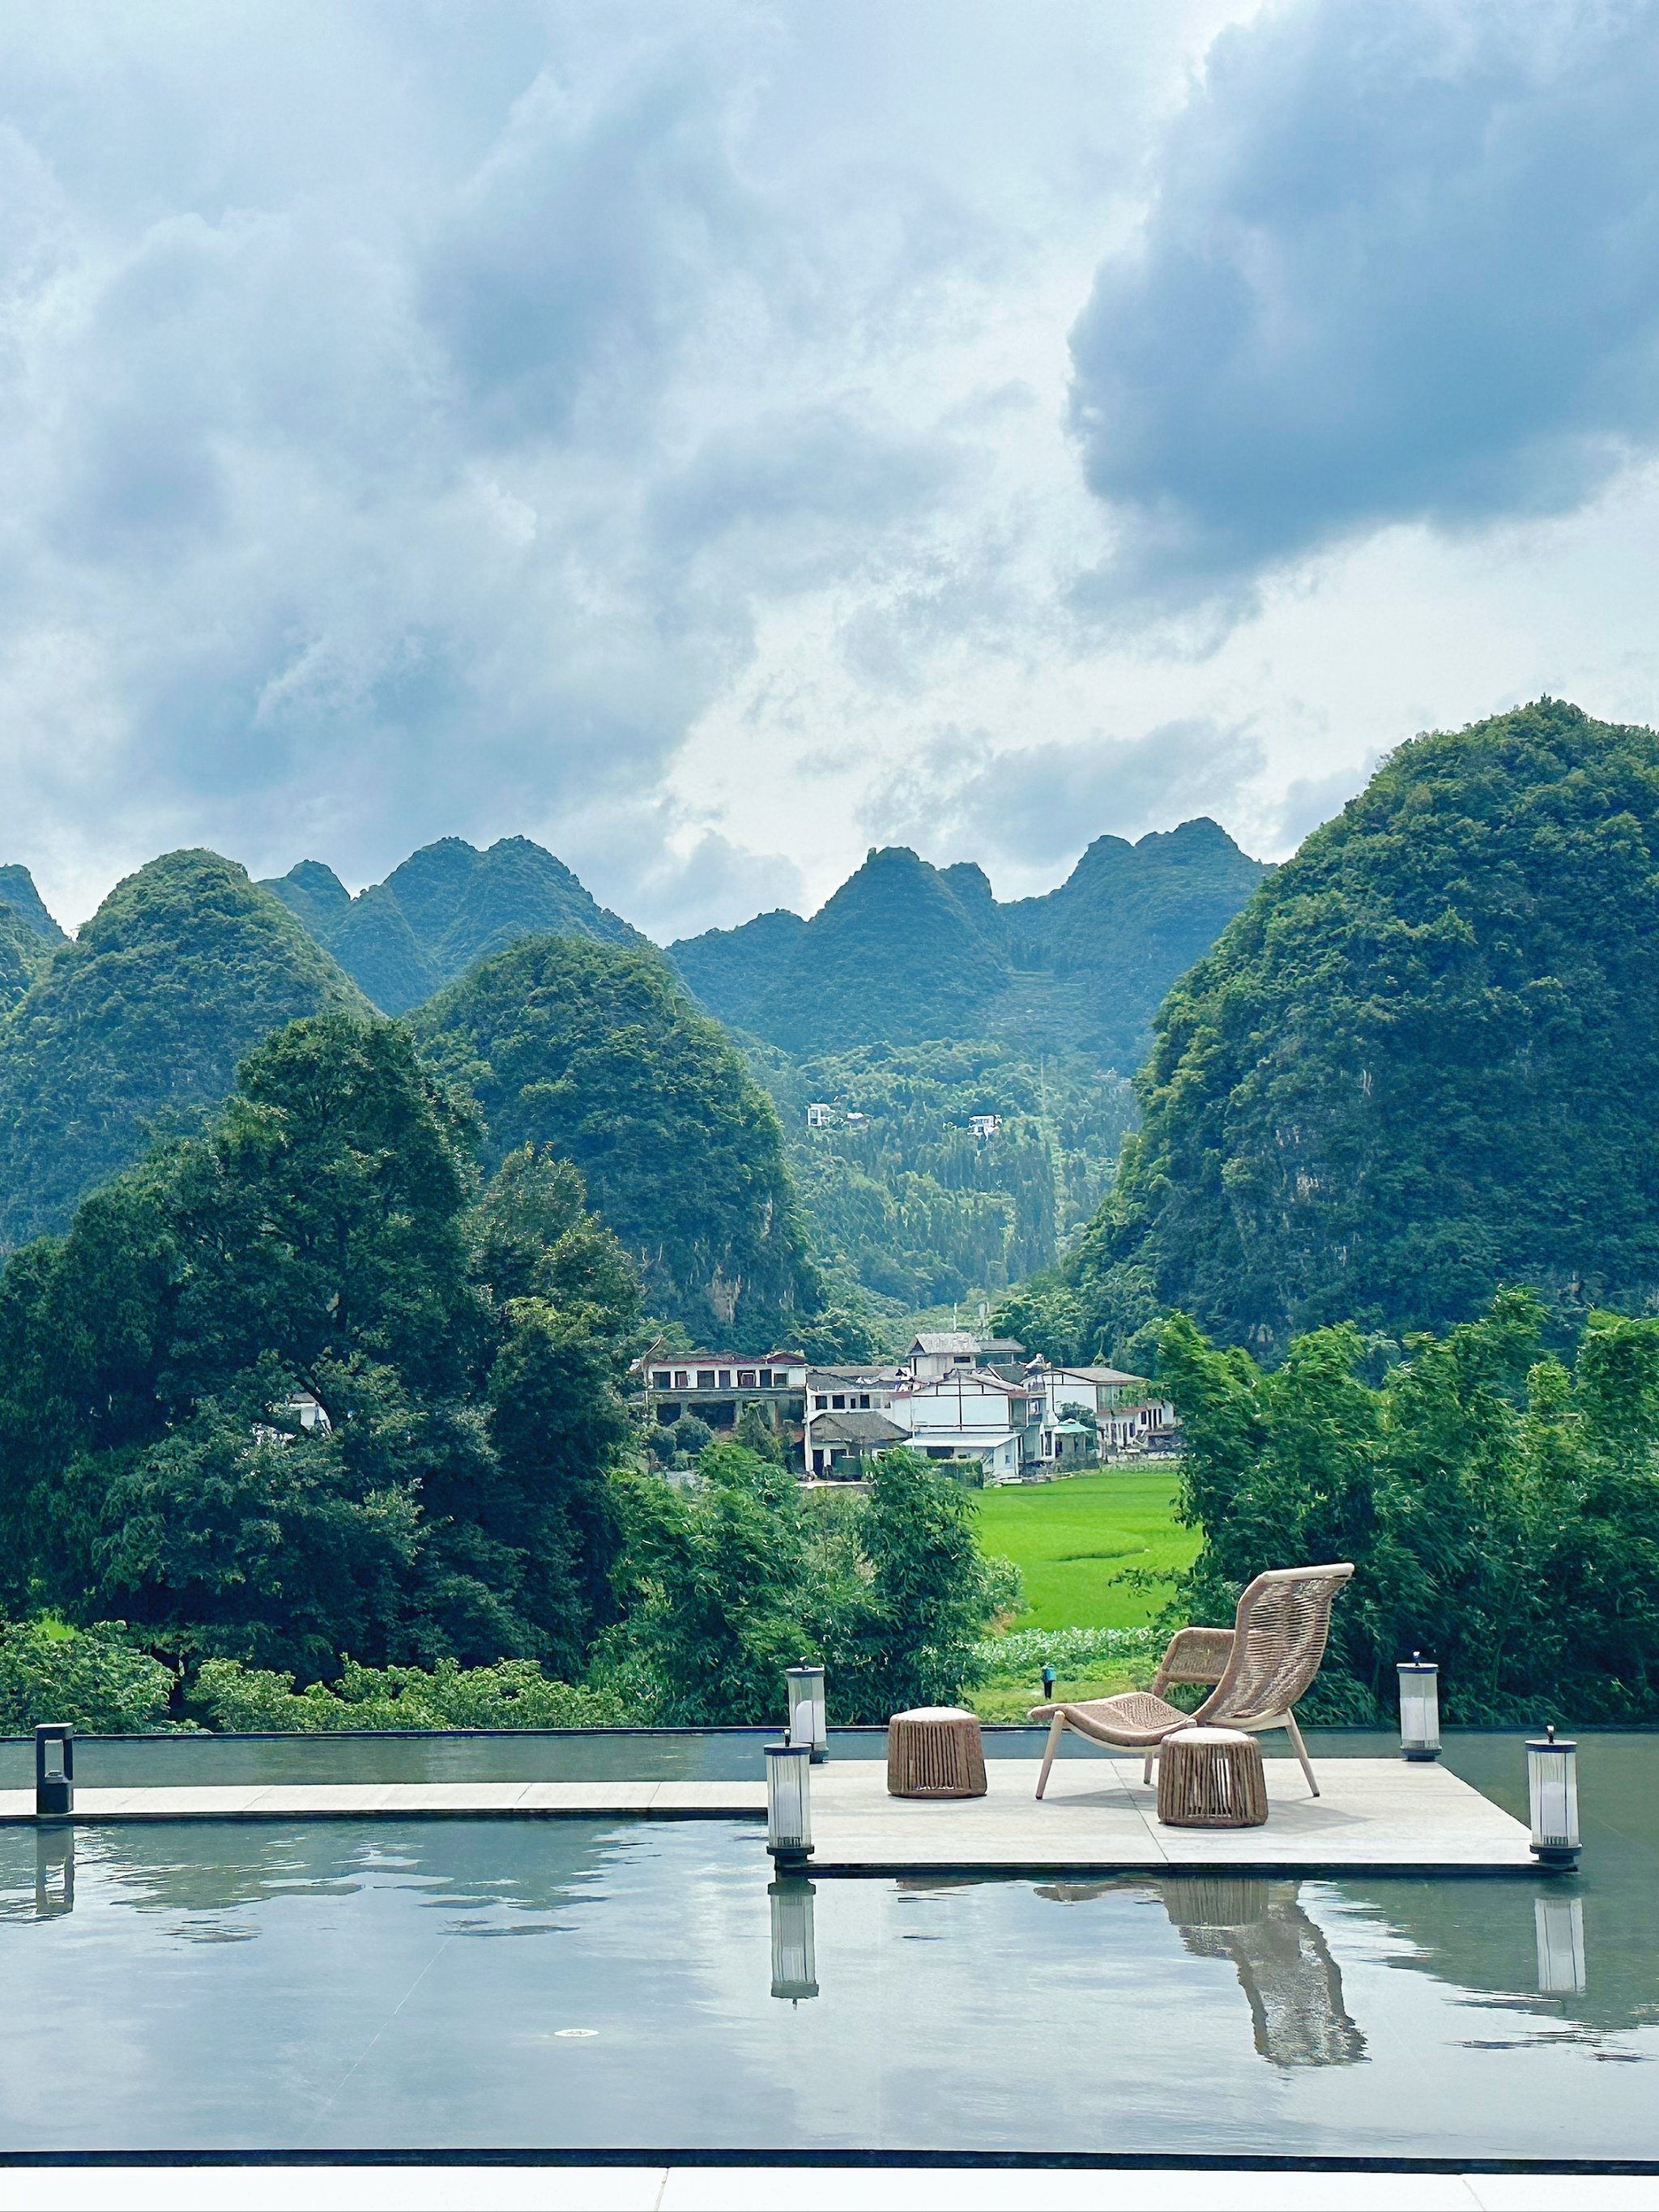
[1161, 1878, 1366, 2069]
[1397, 1656, 1440, 1762]
[769, 1877, 819, 2001]
[1527, 1728, 1580, 1867]
[1534, 1893, 1586, 1996]
[766, 1741, 813, 1866]
[34, 1827, 74, 1918]
[35, 1722, 73, 1818]
[786, 1664, 828, 1763]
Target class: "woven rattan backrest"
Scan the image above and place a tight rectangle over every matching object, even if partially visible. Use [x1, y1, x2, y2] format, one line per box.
[1196, 1563, 1354, 1726]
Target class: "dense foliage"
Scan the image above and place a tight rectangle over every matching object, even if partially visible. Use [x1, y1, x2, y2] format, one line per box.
[670, 818, 1265, 1071]
[417, 936, 817, 1345]
[601, 1443, 1011, 1724]
[264, 835, 643, 1015]
[1068, 701, 1659, 1361]
[1158, 1289, 1659, 1723]
[0, 1617, 178, 1733]
[0, 1014, 641, 1683]
[749, 1038, 1135, 1309]
[0, 850, 370, 1250]
[192, 1656, 624, 1730]
[0, 864, 64, 946]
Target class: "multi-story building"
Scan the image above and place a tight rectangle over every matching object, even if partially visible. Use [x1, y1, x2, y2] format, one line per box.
[635, 1345, 808, 1451]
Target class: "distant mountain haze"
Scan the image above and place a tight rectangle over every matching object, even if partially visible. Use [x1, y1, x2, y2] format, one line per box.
[0, 850, 369, 1247]
[669, 818, 1268, 1068]
[261, 836, 644, 1014]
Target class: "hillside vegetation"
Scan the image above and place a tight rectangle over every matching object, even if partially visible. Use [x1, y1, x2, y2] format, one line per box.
[264, 836, 643, 1014]
[671, 818, 1265, 1072]
[0, 850, 369, 1249]
[1060, 701, 1659, 1362]
[416, 935, 817, 1345]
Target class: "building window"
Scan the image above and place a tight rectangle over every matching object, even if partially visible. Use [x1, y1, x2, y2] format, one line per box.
[759, 1369, 774, 1388]
[673, 1370, 689, 1390]
[831, 1395, 846, 1410]
[812, 1450, 825, 1473]
[813, 1395, 828, 1411]
[858, 1394, 870, 1409]
[651, 1370, 672, 1389]
[697, 1370, 715, 1389]
[737, 1369, 755, 1387]
[717, 1369, 731, 1388]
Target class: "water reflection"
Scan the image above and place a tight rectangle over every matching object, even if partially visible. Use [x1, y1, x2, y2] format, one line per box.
[768, 1876, 818, 2002]
[1161, 1877, 1366, 2069]
[1037, 1876, 1366, 2071]
[1536, 1893, 1587, 1996]
[34, 1828, 73, 1918]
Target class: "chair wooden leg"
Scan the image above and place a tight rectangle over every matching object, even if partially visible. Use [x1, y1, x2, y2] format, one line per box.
[1143, 1749, 1156, 1787]
[1283, 1710, 1318, 1797]
[1035, 1711, 1066, 1800]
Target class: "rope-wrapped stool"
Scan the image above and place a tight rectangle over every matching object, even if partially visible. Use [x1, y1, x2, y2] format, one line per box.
[1156, 1726, 1268, 1828]
[886, 1707, 987, 1798]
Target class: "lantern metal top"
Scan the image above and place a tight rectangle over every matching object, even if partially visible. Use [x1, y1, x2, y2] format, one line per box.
[1397, 1655, 1438, 1675]
[1527, 1726, 1577, 1753]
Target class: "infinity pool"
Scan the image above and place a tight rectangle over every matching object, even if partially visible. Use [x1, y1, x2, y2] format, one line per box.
[2, 1732, 1655, 2162]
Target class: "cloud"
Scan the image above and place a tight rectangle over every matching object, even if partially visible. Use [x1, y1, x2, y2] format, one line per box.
[868, 716, 1265, 872]
[1069, 0, 1659, 594]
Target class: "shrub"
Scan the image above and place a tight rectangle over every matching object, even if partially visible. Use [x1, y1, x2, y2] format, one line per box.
[192, 1656, 629, 1732]
[0, 1618, 179, 1733]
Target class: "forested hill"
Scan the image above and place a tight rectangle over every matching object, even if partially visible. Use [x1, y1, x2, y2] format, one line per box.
[0, 850, 370, 1248]
[669, 818, 1266, 1071]
[415, 935, 817, 1345]
[0, 865, 64, 946]
[262, 836, 644, 1014]
[1060, 699, 1659, 1363]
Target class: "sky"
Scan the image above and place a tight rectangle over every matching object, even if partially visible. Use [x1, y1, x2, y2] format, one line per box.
[5, 0, 1659, 940]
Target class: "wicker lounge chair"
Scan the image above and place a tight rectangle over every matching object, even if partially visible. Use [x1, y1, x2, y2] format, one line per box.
[1031, 1562, 1354, 1801]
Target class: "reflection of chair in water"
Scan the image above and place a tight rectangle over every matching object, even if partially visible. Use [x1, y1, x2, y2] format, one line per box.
[34, 1827, 75, 1918]
[1162, 1877, 1366, 2069]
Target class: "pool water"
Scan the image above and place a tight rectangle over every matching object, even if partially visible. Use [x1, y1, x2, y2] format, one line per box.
[2, 1733, 1657, 2161]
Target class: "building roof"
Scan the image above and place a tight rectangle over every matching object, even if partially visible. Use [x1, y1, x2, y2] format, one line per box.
[896, 1370, 1028, 1399]
[976, 1336, 1026, 1357]
[1029, 1362, 1148, 1387]
[909, 1332, 982, 1355]
[637, 1349, 806, 1370]
[810, 1410, 908, 1448]
[807, 1365, 898, 1385]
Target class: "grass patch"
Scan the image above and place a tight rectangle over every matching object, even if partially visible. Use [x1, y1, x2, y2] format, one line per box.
[973, 1468, 1199, 1630]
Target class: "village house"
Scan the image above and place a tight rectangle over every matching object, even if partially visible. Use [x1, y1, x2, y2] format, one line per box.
[803, 1363, 904, 1477]
[885, 1366, 1044, 1483]
[634, 1345, 809, 1451]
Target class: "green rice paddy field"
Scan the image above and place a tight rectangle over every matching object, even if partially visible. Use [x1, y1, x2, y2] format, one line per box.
[973, 1467, 1199, 1632]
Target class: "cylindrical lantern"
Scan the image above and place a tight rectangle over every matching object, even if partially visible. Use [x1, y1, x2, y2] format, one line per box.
[786, 1664, 828, 1763]
[1535, 1894, 1586, 1996]
[35, 1723, 73, 1820]
[1397, 1655, 1440, 1762]
[769, 1877, 819, 2001]
[1527, 1726, 1580, 1866]
[766, 1741, 813, 1865]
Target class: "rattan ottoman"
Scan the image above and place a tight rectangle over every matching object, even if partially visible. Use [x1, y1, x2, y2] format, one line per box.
[886, 1706, 988, 1798]
[1156, 1726, 1269, 1827]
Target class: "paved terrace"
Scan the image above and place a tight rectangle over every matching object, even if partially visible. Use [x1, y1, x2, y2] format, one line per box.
[0, 1754, 1536, 1872]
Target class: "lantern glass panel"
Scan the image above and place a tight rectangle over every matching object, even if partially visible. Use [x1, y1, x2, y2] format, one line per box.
[1535, 1894, 1586, 1996]
[1397, 1661, 1439, 1754]
[1528, 1737, 1580, 1851]
[766, 1743, 812, 1852]
[786, 1665, 827, 1755]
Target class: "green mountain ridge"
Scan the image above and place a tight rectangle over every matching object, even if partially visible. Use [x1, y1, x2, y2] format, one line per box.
[0, 850, 372, 1250]
[414, 934, 817, 1345]
[669, 818, 1267, 1071]
[0, 865, 64, 946]
[262, 837, 645, 1014]
[1064, 698, 1659, 1361]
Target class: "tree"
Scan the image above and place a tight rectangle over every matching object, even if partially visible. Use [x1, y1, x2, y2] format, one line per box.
[848, 1447, 1000, 1715]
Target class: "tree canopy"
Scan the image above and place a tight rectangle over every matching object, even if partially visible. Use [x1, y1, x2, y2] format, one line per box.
[0, 1013, 641, 1683]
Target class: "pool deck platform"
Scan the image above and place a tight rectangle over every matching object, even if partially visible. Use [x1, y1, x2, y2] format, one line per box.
[0, 1754, 1537, 1873]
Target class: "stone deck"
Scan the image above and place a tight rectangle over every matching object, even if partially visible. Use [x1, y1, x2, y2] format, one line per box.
[0, 1754, 1537, 1872]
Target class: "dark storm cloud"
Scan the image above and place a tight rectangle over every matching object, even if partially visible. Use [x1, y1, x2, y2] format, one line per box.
[1069, 0, 1659, 590]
